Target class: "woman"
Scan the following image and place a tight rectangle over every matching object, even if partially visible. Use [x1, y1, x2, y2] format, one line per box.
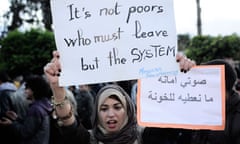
[44, 50, 195, 144]
[91, 84, 141, 144]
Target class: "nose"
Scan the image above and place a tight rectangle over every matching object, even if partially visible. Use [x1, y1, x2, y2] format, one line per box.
[107, 108, 115, 117]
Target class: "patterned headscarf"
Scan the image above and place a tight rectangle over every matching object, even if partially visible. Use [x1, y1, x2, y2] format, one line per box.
[92, 84, 138, 144]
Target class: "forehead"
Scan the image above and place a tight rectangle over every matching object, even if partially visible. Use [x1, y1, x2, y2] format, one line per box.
[102, 97, 121, 105]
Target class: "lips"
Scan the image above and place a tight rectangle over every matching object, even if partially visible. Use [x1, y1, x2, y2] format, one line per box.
[107, 120, 117, 129]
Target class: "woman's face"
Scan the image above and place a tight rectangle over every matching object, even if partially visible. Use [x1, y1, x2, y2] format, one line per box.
[98, 97, 126, 133]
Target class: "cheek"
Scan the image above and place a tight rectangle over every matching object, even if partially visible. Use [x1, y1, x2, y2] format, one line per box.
[98, 112, 106, 125]
[118, 110, 127, 123]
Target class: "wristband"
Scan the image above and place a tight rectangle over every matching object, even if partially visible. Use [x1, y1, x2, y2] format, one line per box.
[51, 96, 68, 108]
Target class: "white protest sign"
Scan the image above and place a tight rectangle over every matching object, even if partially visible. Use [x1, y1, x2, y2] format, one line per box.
[50, 0, 178, 86]
[137, 65, 225, 130]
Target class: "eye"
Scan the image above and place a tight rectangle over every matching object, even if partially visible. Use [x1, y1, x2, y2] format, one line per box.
[100, 106, 108, 112]
[114, 104, 123, 110]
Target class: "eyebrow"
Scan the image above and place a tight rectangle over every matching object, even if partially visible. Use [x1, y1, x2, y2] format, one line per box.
[101, 102, 122, 107]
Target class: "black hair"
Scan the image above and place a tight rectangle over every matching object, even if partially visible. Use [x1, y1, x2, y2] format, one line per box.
[203, 59, 237, 92]
[25, 75, 52, 100]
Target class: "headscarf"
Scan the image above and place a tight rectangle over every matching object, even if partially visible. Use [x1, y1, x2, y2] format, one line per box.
[92, 84, 138, 144]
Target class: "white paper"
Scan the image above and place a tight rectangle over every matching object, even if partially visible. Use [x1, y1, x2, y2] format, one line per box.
[50, 0, 178, 86]
[138, 66, 225, 130]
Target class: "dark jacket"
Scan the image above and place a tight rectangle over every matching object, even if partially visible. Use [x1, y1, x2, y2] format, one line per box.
[10, 98, 52, 144]
[142, 127, 192, 144]
[191, 91, 240, 144]
[49, 115, 90, 144]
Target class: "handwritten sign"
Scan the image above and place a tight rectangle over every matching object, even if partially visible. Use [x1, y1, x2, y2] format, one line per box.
[50, 0, 178, 86]
[137, 65, 226, 130]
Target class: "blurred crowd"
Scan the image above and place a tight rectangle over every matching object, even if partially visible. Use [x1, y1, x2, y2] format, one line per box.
[0, 58, 240, 144]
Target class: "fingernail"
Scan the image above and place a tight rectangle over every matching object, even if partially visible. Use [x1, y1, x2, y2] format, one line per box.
[176, 60, 180, 62]
[58, 69, 61, 72]
[57, 73, 60, 77]
[181, 69, 184, 72]
[184, 70, 187, 73]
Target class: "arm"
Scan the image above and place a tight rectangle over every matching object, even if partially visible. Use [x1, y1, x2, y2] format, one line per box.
[44, 51, 75, 126]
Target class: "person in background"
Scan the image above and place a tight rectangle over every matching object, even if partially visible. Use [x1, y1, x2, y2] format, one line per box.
[130, 80, 138, 107]
[191, 59, 240, 144]
[0, 71, 21, 144]
[75, 84, 94, 130]
[44, 50, 195, 144]
[234, 66, 240, 94]
[13, 76, 29, 119]
[68, 85, 78, 96]
[116, 80, 133, 96]
[0, 71, 18, 118]
[0, 75, 53, 144]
